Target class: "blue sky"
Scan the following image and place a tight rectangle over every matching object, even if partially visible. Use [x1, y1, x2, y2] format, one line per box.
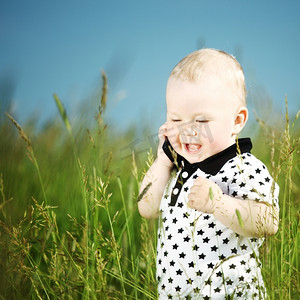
[1, 0, 300, 132]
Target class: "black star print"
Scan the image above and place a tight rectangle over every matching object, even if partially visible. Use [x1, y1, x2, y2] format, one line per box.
[193, 174, 198, 179]
[203, 215, 210, 220]
[246, 268, 251, 273]
[164, 251, 168, 257]
[216, 271, 222, 277]
[188, 261, 195, 268]
[223, 238, 229, 244]
[175, 286, 181, 292]
[249, 174, 255, 179]
[232, 178, 237, 184]
[211, 245, 218, 252]
[205, 279, 212, 285]
[203, 237, 210, 243]
[232, 191, 238, 197]
[162, 267, 166, 273]
[177, 202, 184, 208]
[178, 228, 184, 234]
[226, 279, 233, 285]
[255, 168, 261, 174]
[196, 270, 203, 276]
[158, 259, 162, 265]
[190, 221, 195, 227]
[184, 187, 189, 192]
[162, 217, 167, 223]
[265, 177, 270, 182]
[167, 234, 172, 240]
[176, 269, 183, 275]
[222, 176, 228, 182]
[208, 222, 216, 228]
[179, 252, 186, 259]
[198, 253, 206, 259]
[203, 296, 210, 300]
[184, 236, 191, 242]
[216, 229, 223, 236]
[241, 244, 248, 250]
[168, 277, 173, 283]
[239, 182, 246, 188]
[186, 278, 193, 284]
[170, 208, 173, 214]
[192, 245, 199, 251]
[172, 218, 178, 224]
[259, 181, 264, 186]
[239, 276, 244, 281]
[173, 243, 178, 250]
[165, 226, 169, 231]
[219, 254, 226, 260]
[240, 260, 246, 265]
[194, 287, 200, 293]
[214, 287, 221, 293]
[231, 247, 238, 254]
[170, 260, 175, 266]
[207, 262, 214, 269]
[229, 264, 236, 269]
[161, 284, 165, 290]
[183, 212, 189, 218]
[167, 294, 172, 299]
[197, 229, 204, 235]
[242, 194, 248, 199]
[236, 291, 243, 297]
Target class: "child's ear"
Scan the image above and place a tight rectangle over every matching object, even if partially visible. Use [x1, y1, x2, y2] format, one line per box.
[233, 106, 248, 135]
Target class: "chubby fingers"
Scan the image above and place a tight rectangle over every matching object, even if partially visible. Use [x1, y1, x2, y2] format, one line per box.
[187, 177, 221, 214]
[158, 122, 168, 146]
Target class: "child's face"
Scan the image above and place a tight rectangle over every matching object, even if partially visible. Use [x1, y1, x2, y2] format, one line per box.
[166, 75, 244, 163]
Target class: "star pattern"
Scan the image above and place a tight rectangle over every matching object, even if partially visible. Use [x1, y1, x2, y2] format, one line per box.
[157, 140, 279, 299]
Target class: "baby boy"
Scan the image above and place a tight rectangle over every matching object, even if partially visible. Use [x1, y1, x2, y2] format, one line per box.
[138, 49, 279, 299]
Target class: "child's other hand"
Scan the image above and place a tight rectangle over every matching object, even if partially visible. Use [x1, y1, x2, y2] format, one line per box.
[188, 177, 222, 214]
[157, 122, 173, 167]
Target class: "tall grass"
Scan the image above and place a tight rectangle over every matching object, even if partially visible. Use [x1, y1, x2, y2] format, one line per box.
[0, 75, 299, 299]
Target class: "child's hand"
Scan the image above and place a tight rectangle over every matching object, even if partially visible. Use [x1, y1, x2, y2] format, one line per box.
[188, 177, 222, 214]
[157, 122, 173, 167]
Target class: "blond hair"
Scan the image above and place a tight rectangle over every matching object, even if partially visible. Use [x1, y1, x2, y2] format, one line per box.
[170, 48, 246, 105]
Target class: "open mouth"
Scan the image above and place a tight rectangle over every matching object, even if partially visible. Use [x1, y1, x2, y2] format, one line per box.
[184, 143, 202, 154]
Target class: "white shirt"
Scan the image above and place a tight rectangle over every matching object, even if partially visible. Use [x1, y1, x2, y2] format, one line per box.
[157, 138, 279, 299]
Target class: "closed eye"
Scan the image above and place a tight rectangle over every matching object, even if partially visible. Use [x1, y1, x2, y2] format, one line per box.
[196, 120, 209, 123]
[172, 119, 182, 122]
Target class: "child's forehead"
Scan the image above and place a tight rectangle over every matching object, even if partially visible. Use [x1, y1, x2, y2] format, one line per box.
[166, 75, 242, 111]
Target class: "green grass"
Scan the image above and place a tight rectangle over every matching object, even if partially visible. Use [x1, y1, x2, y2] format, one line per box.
[0, 76, 299, 299]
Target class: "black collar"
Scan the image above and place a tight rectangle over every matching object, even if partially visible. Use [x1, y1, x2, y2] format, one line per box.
[165, 138, 252, 176]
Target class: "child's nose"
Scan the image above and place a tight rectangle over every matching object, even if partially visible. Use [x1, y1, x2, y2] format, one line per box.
[182, 126, 198, 136]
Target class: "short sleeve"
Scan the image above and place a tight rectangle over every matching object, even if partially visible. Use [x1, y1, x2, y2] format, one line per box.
[227, 153, 279, 210]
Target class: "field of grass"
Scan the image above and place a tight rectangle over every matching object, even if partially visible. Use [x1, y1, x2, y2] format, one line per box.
[0, 75, 299, 299]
